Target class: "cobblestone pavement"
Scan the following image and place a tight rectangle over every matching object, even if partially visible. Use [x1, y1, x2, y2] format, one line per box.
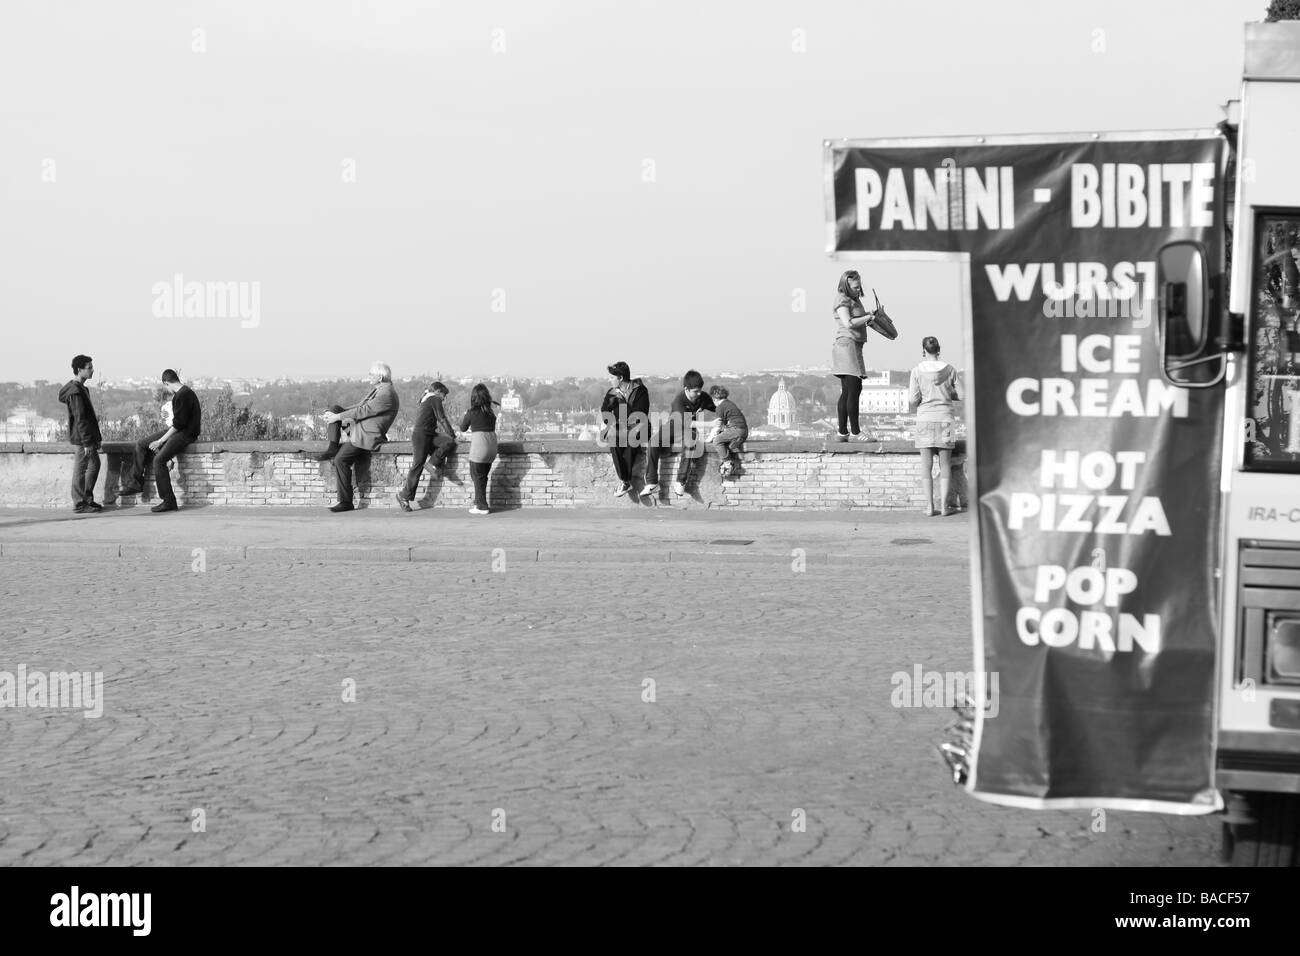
[0, 555, 1221, 866]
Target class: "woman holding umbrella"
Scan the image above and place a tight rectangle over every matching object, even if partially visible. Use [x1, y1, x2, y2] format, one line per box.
[830, 270, 895, 441]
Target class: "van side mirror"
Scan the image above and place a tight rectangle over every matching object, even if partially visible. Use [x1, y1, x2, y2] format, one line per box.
[1157, 240, 1227, 388]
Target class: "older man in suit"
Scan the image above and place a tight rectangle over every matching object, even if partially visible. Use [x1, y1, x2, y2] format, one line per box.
[320, 361, 400, 513]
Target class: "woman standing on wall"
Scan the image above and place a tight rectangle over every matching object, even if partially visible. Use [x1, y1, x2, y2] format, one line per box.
[831, 270, 877, 441]
[459, 383, 500, 515]
[909, 336, 962, 516]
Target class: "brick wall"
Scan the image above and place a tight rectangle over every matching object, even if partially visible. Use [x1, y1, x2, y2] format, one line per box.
[0, 440, 969, 511]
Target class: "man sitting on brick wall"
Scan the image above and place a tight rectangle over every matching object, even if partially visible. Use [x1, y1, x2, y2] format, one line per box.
[117, 369, 202, 514]
[316, 361, 400, 513]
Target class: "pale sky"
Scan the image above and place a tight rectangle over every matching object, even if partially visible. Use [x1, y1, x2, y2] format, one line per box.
[0, 0, 1269, 383]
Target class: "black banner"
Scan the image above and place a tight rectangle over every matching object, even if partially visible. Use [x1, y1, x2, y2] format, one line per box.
[0, 866, 1286, 942]
[827, 133, 1227, 809]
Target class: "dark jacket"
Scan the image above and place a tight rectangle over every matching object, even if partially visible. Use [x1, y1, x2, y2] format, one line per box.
[459, 406, 497, 433]
[170, 385, 202, 441]
[714, 398, 748, 432]
[414, 393, 454, 437]
[600, 378, 650, 447]
[670, 389, 716, 421]
[58, 379, 101, 446]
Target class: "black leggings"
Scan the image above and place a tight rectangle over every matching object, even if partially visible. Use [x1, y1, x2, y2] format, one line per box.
[470, 461, 492, 509]
[836, 375, 863, 435]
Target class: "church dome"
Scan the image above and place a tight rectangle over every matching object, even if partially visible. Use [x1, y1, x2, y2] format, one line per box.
[767, 378, 797, 428]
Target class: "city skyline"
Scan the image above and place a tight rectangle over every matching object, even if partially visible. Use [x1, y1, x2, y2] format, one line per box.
[4, 363, 947, 389]
[2, 365, 930, 442]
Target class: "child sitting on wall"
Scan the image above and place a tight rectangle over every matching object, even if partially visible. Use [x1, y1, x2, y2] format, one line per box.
[707, 385, 748, 479]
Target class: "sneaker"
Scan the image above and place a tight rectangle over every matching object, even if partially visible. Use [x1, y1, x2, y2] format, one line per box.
[925, 507, 939, 517]
[615, 482, 631, 497]
[329, 502, 354, 513]
[719, 462, 734, 479]
[672, 481, 685, 497]
[468, 506, 490, 515]
[395, 492, 412, 512]
[942, 506, 958, 517]
[640, 482, 660, 498]
[853, 432, 873, 442]
[73, 503, 88, 514]
[833, 433, 849, 443]
[150, 501, 178, 513]
[85, 501, 104, 513]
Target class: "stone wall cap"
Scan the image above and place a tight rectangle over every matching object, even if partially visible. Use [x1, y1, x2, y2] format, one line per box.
[15, 438, 965, 456]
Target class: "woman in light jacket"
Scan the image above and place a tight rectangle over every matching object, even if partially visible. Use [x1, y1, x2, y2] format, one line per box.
[909, 336, 962, 516]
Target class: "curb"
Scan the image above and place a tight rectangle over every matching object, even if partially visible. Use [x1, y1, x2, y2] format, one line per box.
[0, 540, 903, 567]
[1, 542, 124, 560]
[0, 540, 966, 568]
[246, 545, 413, 563]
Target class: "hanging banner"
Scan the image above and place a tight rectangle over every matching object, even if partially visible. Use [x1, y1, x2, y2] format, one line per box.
[826, 132, 1227, 811]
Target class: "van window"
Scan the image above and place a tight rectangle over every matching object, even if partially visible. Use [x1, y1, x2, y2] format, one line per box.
[1246, 212, 1300, 470]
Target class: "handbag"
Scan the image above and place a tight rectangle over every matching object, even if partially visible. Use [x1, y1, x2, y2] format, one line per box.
[867, 288, 899, 340]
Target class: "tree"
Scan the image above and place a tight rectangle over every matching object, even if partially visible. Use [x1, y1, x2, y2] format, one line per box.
[99, 401, 165, 442]
[201, 386, 304, 441]
[581, 383, 608, 411]
[1266, 0, 1300, 20]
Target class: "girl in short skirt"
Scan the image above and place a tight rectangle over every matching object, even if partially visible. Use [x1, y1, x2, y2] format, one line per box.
[909, 336, 962, 516]
[460, 383, 500, 515]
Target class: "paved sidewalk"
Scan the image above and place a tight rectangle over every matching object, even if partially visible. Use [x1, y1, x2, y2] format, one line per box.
[0, 557, 1219, 866]
[0, 507, 1223, 866]
[0, 506, 972, 565]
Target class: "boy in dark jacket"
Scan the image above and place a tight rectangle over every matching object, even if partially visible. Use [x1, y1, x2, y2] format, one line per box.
[396, 381, 458, 510]
[58, 354, 103, 513]
[641, 369, 716, 498]
[600, 361, 651, 497]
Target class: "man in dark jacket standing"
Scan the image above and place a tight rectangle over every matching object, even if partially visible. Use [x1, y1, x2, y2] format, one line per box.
[58, 354, 103, 513]
[117, 369, 202, 513]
